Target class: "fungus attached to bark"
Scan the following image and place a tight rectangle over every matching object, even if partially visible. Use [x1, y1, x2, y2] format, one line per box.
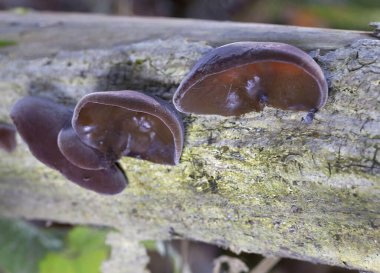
[0, 123, 17, 153]
[173, 42, 328, 116]
[10, 96, 127, 194]
[72, 91, 184, 165]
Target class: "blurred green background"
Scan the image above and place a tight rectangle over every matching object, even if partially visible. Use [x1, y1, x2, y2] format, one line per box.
[0, 219, 109, 273]
[0, 0, 379, 30]
[0, 218, 361, 273]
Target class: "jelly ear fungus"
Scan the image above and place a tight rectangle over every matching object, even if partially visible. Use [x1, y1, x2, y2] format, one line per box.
[72, 91, 184, 166]
[10, 96, 127, 195]
[173, 42, 328, 117]
[10, 92, 184, 194]
[58, 124, 110, 170]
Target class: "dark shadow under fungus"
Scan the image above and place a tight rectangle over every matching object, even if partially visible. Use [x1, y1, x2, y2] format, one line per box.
[0, 123, 17, 153]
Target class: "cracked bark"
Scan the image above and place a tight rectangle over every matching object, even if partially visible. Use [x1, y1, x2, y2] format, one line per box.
[0, 12, 379, 273]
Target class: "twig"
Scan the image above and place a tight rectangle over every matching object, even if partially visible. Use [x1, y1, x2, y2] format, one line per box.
[249, 257, 281, 273]
[180, 240, 191, 273]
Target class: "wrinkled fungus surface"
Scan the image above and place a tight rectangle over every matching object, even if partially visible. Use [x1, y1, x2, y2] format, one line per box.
[73, 91, 184, 165]
[173, 42, 328, 116]
[0, 123, 17, 153]
[11, 97, 127, 194]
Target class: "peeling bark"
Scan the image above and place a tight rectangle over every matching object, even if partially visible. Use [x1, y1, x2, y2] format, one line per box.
[0, 13, 379, 273]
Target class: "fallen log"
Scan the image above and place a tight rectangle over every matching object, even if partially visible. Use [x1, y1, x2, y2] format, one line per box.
[0, 12, 379, 272]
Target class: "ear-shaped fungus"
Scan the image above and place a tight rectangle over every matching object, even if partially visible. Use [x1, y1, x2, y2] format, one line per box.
[72, 91, 184, 165]
[0, 123, 16, 153]
[10, 97, 127, 194]
[173, 42, 328, 116]
[58, 124, 110, 170]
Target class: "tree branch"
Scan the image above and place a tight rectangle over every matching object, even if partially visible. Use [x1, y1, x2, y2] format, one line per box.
[0, 12, 379, 272]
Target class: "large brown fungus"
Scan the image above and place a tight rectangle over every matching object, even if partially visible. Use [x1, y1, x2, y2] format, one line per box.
[173, 42, 328, 116]
[72, 91, 184, 165]
[11, 96, 127, 194]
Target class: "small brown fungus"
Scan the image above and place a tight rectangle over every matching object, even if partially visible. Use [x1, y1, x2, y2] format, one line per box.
[72, 91, 184, 165]
[0, 123, 17, 153]
[10, 96, 127, 195]
[58, 124, 110, 170]
[173, 42, 328, 116]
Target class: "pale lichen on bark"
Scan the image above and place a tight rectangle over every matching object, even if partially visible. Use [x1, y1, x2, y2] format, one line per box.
[0, 13, 379, 273]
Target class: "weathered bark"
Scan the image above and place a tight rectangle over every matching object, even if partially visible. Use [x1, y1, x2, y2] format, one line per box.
[0, 11, 377, 58]
[102, 232, 150, 273]
[0, 12, 379, 273]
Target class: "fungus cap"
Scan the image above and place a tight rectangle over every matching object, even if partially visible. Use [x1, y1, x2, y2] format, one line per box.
[173, 42, 328, 116]
[72, 91, 184, 165]
[58, 124, 110, 170]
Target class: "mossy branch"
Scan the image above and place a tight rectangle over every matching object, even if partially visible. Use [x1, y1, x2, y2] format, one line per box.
[0, 13, 379, 272]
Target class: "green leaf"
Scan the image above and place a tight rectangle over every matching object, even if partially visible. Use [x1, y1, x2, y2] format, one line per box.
[308, 4, 380, 30]
[39, 227, 110, 273]
[0, 40, 17, 48]
[141, 240, 158, 251]
[9, 7, 31, 15]
[0, 219, 64, 273]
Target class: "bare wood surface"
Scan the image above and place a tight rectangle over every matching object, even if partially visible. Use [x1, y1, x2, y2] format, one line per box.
[0, 11, 377, 59]
[0, 12, 379, 273]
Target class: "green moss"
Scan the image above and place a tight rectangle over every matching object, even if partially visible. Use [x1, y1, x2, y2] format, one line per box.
[134, 59, 145, 65]
[0, 40, 17, 48]
[0, 39, 379, 271]
[1, 144, 378, 270]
